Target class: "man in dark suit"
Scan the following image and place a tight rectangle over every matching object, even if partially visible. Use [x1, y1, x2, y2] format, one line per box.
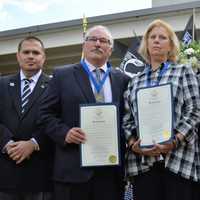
[0, 36, 53, 200]
[38, 25, 129, 200]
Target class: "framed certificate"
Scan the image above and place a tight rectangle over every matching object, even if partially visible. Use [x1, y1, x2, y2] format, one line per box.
[80, 103, 120, 167]
[136, 83, 174, 147]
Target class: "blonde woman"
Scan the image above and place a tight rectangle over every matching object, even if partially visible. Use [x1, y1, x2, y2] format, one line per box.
[123, 19, 200, 200]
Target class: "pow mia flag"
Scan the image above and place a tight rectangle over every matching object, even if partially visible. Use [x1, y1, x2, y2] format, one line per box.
[120, 37, 145, 78]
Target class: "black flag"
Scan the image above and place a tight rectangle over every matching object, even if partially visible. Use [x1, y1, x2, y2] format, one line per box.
[182, 15, 196, 45]
[119, 36, 145, 78]
[113, 40, 128, 59]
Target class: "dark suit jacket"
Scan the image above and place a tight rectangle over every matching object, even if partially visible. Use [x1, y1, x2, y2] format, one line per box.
[0, 73, 53, 192]
[38, 63, 129, 183]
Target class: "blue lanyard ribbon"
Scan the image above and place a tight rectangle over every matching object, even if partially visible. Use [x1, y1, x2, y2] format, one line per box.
[80, 59, 111, 93]
[146, 61, 170, 87]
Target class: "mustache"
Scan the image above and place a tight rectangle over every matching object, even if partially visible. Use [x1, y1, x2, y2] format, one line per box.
[91, 48, 103, 54]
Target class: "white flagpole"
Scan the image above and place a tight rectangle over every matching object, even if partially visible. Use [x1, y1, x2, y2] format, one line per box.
[192, 8, 195, 41]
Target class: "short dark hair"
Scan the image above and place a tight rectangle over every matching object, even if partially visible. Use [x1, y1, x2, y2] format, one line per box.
[18, 36, 45, 52]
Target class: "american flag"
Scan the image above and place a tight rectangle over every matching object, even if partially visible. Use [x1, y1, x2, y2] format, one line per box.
[124, 182, 134, 200]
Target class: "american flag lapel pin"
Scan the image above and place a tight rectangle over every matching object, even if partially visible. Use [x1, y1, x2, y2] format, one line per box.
[9, 82, 15, 87]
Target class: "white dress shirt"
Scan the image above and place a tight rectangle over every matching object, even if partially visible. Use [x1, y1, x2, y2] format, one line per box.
[84, 59, 112, 103]
[20, 69, 42, 97]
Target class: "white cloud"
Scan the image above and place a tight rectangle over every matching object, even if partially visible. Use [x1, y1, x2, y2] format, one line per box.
[0, 10, 8, 20]
[0, 7, 13, 30]
[0, 0, 65, 14]
[0, 0, 152, 31]
[0, 0, 9, 19]
[22, 1, 49, 14]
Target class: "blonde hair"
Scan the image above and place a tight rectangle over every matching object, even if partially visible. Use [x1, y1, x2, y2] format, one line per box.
[138, 19, 180, 63]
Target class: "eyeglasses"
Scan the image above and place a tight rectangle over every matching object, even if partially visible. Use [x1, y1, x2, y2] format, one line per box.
[85, 36, 111, 45]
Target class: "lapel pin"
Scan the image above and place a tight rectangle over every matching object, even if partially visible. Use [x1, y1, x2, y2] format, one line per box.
[41, 84, 45, 89]
[9, 82, 15, 87]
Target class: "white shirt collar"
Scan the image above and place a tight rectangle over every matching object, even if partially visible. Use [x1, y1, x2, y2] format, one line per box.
[84, 59, 107, 73]
[20, 69, 42, 83]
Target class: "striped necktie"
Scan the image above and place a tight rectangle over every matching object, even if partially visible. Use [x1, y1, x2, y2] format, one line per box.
[21, 79, 32, 113]
[94, 68, 105, 103]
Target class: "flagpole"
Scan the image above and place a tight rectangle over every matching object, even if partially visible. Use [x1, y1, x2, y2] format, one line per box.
[81, 14, 88, 59]
[192, 8, 195, 41]
[82, 14, 87, 38]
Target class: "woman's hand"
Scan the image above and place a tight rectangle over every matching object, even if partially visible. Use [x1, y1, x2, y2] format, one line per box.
[154, 142, 174, 154]
[130, 139, 161, 157]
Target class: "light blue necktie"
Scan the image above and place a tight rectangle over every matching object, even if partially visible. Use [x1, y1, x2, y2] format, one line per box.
[94, 68, 105, 103]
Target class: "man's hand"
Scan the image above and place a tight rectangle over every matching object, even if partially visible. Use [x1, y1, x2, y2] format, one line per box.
[7, 140, 36, 164]
[65, 127, 86, 144]
[4, 142, 14, 155]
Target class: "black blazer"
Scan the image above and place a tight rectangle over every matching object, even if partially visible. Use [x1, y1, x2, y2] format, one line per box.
[0, 73, 53, 192]
[39, 63, 129, 183]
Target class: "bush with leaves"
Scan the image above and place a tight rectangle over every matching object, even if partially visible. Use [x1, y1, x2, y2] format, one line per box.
[179, 41, 200, 71]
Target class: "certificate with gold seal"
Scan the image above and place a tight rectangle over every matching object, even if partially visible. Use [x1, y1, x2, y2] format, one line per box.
[80, 104, 120, 167]
[136, 83, 173, 147]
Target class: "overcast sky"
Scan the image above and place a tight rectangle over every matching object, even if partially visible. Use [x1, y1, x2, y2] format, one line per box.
[0, 0, 152, 31]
